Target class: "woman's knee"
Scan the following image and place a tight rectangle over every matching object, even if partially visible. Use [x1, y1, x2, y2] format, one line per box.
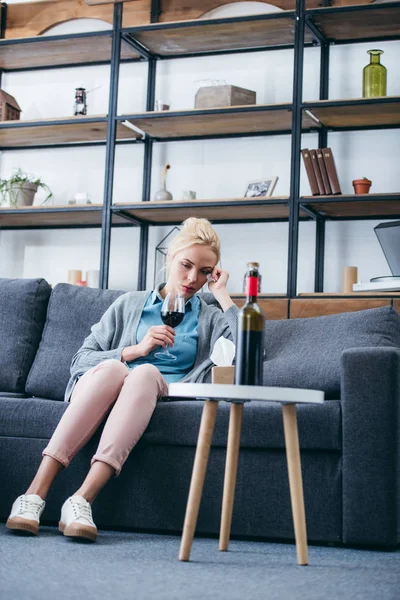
[70, 359, 128, 404]
[125, 364, 168, 396]
[92, 359, 128, 377]
[129, 363, 161, 378]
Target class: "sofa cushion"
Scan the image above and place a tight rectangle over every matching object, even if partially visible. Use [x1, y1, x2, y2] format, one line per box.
[263, 305, 400, 399]
[25, 284, 124, 401]
[0, 278, 51, 393]
[0, 396, 341, 451]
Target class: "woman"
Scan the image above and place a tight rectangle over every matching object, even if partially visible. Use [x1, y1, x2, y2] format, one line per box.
[7, 217, 238, 542]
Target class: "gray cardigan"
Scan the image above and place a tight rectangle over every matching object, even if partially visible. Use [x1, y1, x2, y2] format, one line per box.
[64, 290, 239, 401]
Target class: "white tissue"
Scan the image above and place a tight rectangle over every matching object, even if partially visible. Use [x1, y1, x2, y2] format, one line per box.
[210, 336, 235, 366]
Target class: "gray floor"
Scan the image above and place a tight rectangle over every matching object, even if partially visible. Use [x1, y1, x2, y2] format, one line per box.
[1, 523, 399, 600]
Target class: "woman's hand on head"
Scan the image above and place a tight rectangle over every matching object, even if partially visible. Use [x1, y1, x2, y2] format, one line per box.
[207, 267, 229, 296]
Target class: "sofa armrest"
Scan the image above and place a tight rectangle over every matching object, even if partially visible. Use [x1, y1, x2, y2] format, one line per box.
[341, 346, 400, 547]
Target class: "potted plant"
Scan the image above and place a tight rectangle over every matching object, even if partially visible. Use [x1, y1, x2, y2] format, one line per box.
[0, 168, 53, 207]
[352, 177, 372, 195]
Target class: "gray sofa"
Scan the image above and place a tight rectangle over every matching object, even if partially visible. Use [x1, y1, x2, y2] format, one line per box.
[0, 277, 399, 548]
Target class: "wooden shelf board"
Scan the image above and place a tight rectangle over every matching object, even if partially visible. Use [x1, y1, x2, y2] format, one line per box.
[0, 204, 129, 227]
[290, 297, 393, 318]
[0, 117, 141, 148]
[0, 34, 139, 71]
[123, 105, 319, 139]
[304, 97, 400, 129]
[125, 13, 314, 57]
[308, 4, 400, 43]
[301, 193, 400, 218]
[298, 292, 400, 297]
[113, 197, 302, 224]
[232, 297, 289, 320]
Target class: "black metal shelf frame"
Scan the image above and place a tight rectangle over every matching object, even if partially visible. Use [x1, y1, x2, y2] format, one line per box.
[1, 0, 399, 294]
[301, 2, 400, 292]
[305, 2, 400, 46]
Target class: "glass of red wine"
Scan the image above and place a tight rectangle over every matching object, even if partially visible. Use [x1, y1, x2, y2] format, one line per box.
[154, 292, 185, 361]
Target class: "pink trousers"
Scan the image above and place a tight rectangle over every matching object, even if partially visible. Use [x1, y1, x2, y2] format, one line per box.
[42, 360, 169, 476]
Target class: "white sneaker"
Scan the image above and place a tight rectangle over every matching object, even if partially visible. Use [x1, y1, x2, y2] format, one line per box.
[6, 494, 46, 535]
[59, 495, 98, 542]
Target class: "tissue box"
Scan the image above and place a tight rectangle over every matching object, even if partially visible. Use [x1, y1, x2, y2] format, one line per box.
[195, 85, 256, 109]
[212, 366, 235, 385]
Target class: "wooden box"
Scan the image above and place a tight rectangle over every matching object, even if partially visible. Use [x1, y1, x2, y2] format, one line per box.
[0, 90, 21, 121]
[195, 85, 256, 109]
[212, 366, 235, 385]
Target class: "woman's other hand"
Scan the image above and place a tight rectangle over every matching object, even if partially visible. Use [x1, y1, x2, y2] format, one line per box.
[207, 267, 234, 312]
[207, 267, 229, 294]
[121, 325, 175, 361]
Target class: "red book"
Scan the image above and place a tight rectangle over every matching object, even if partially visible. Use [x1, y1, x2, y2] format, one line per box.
[316, 149, 332, 194]
[310, 149, 325, 195]
[322, 148, 342, 195]
[301, 149, 319, 196]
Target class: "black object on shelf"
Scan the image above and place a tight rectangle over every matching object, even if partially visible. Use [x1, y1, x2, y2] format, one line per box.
[374, 220, 400, 277]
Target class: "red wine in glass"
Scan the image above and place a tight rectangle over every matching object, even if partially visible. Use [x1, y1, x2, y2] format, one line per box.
[161, 311, 184, 328]
[155, 293, 185, 361]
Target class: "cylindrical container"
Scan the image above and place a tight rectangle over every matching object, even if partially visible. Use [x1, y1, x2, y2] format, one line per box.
[235, 262, 265, 386]
[362, 49, 387, 98]
[342, 266, 358, 293]
[68, 269, 82, 285]
[86, 269, 100, 288]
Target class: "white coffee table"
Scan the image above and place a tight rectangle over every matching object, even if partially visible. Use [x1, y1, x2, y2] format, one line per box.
[168, 383, 324, 566]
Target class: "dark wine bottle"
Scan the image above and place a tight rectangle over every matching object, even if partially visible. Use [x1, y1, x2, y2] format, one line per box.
[235, 262, 265, 386]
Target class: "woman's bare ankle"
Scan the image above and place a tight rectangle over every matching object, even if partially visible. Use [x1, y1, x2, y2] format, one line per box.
[25, 486, 48, 500]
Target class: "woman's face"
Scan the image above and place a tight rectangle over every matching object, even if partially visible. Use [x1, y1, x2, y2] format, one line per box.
[166, 244, 218, 300]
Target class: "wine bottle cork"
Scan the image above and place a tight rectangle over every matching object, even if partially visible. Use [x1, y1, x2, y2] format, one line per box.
[341, 266, 358, 293]
[68, 269, 83, 285]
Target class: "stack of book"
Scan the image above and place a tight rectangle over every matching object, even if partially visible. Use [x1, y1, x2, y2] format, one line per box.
[301, 148, 342, 196]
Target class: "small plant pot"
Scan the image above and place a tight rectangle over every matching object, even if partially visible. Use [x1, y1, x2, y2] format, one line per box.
[9, 182, 38, 206]
[352, 178, 372, 195]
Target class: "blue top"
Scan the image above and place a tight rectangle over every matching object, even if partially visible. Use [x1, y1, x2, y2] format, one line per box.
[126, 288, 200, 383]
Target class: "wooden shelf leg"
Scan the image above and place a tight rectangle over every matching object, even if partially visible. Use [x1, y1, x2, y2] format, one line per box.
[282, 403, 308, 566]
[179, 400, 218, 562]
[219, 402, 243, 552]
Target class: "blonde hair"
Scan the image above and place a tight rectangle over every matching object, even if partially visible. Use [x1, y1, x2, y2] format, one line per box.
[167, 217, 221, 267]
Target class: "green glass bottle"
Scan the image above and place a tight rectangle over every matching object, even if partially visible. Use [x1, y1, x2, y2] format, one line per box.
[235, 262, 265, 386]
[362, 49, 387, 98]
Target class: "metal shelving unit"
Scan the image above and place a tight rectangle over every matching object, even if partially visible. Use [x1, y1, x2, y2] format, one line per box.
[0, 1, 399, 295]
[300, 1, 400, 293]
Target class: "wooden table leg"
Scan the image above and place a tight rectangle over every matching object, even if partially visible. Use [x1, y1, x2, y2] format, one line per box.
[219, 402, 243, 551]
[179, 400, 218, 562]
[282, 403, 308, 566]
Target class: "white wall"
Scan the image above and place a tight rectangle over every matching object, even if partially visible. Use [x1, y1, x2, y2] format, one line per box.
[0, 1, 399, 292]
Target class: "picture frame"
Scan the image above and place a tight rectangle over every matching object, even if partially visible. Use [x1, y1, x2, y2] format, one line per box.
[244, 176, 278, 198]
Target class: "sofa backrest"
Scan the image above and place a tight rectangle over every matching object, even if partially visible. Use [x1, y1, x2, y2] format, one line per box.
[19, 281, 400, 402]
[25, 284, 125, 401]
[262, 305, 400, 399]
[0, 278, 51, 393]
[25, 285, 221, 401]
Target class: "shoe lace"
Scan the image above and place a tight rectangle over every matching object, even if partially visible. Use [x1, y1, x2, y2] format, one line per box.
[20, 498, 42, 515]
[71, 500, 93, 523]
